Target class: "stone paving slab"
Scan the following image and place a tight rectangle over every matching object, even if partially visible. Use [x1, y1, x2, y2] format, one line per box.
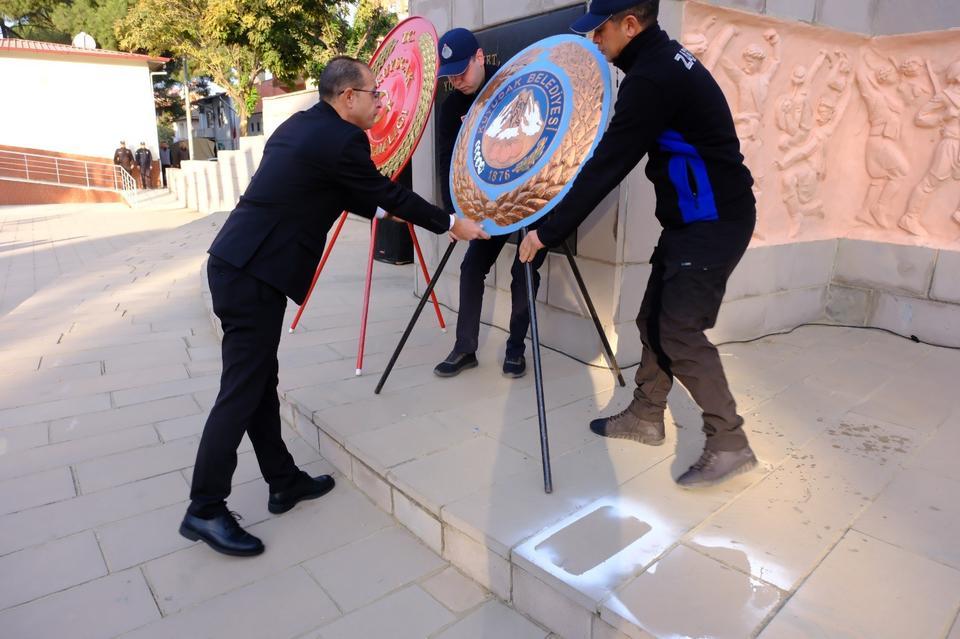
[0, 569, 161, 639]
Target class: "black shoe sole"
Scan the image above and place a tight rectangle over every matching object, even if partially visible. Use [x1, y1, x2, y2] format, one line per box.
[433, 359, 478, 378]
[676, 456, 759, 489]
[502, 368, 526, 379]
[178, 524, 264, 557]
[267, 480, 336, 514]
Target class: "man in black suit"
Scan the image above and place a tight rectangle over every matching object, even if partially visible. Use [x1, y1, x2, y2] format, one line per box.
[180, 56, 489, 557]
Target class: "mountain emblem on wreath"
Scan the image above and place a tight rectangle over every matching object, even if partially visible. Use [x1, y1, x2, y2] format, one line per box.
[481, 89, 546, 169]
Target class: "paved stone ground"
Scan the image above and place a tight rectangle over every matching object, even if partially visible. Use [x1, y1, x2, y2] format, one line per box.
[0, 191, 202, 316]
[0, 196, 549, 639]
[265, 218, 960, 638]
[2, 195, 959, 639]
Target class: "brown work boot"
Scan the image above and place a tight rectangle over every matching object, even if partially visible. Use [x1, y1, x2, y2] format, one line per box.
[589, 406, 665, 446]
[676, 446, 758, 488]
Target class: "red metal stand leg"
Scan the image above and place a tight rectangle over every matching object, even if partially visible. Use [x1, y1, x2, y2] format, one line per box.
[356, 217, 379, 376]
[407, 223, 446, 331]
[289, 211, 348, 333]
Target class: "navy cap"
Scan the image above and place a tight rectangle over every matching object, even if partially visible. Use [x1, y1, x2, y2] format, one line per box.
[437, 28, 479, 77]
[571, 0, 647, 34]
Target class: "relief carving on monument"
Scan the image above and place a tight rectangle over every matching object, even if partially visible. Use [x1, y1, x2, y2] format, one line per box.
[718, 28, 781, 220]
[682, 1, 960, 250]
[898, 60, 960, 237]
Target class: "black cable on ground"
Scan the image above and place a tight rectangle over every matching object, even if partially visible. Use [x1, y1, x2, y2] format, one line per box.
[473, 318, 960, 373]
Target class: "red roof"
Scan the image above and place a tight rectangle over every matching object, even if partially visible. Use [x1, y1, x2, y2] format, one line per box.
[0, 38, 168, 65]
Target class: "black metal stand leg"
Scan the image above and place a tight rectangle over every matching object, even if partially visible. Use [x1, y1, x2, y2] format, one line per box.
[375, 240, 457, 395]
[523, 228, 553, 494]
[562, 240, 626, 387]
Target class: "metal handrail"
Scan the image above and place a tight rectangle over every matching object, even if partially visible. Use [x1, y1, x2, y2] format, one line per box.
[0, 149, 139, 206]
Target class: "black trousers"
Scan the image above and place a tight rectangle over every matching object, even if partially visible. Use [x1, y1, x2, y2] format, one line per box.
[188, 257, 300, 516]
[454, 233, 549, 359]
[630, 218, 755, 452]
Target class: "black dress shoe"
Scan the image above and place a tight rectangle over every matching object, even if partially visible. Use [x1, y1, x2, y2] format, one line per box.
[268, 474, 336, 514]
[502, 355, 526, 378]
[179, 511, 264, 557]
[433, 351, 478, 378]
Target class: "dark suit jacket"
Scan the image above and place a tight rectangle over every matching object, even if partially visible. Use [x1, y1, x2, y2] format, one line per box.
[113, 147, 134, 172]
[209, 100, 450, 304]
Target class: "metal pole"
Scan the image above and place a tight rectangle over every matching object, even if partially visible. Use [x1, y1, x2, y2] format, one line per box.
[356, 217, 379, 376]
[522, 228, 553, 494]
[55, 158, 60, 184]
[84, 162, 90, 187]
[561, 240, 626, 387]
[375, 240, 457, 395]
[406, 223, 446, 332]
[183, 58, 195, 162]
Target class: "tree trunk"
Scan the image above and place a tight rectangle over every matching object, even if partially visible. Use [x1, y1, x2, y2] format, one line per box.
[238, 112, 249, 139]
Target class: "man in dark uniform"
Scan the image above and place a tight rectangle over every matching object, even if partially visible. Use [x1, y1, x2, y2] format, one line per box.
[135, 142, 153, 188]
[432, 28, 550, 380]
[519, 0, 758, 487]
[179, 56, 488, 557]
[113, 140, 135, 176]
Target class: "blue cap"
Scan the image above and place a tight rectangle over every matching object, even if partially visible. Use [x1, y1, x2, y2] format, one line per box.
[570, 0, 647, 34]
[437, 28, 479, 77]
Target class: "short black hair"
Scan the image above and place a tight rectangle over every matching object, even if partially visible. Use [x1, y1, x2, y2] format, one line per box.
[613, 0, 659, 27]
[319, 56, 369, 101]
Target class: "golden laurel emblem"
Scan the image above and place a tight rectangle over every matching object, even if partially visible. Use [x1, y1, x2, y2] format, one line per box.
[366, 17, 439, 180]
[451, 36, 611, 234]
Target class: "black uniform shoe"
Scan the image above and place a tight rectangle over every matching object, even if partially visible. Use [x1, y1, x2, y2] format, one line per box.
[676, 447, 758, 488]
[433, 351, 478, 377]
[502, 355, 526, 378]
[179, 511, 264, 557]
[589, 406, 665, 445]
[268, 474, 336, 514]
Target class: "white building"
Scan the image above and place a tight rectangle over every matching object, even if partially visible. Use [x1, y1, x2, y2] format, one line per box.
[0, 38, 166, 161]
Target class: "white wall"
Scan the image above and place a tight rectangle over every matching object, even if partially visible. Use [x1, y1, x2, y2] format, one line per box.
[262, 88, 320, 139]
[0, 52, 160, 160]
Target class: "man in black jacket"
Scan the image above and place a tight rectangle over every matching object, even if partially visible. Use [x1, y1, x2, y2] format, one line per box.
[134, 142, 153, 189]
[519, 0, 758, 487]
[113, 141, 134, 175]
[180, 57, 488, 557]
[433, 28, 550, 380]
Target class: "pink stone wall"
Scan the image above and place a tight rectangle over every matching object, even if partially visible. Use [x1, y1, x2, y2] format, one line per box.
[683, 1, 960, 251]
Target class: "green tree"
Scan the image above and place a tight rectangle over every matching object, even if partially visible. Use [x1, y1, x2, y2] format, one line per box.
[119, 0, 396, 137]
[0, 0, 131, 47]
[0, 0, 70, 40]
[50, 0, 131, 49]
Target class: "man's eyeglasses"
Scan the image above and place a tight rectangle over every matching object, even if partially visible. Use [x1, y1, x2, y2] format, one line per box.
[341, 87, 384, 99]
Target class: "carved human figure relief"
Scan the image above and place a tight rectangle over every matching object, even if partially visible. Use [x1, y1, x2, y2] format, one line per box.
[855, 49, 911, 229]
[681, 15, 737, 72]
[897, 56, 933, 107]
[818, 49, 853, 116]
[773, 50, 831, 236]
[720, 29, 782, 211]
[898, 59, 960, 236]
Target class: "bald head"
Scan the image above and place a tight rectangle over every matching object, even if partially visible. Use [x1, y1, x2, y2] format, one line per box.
[319, 56, 371, 102]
